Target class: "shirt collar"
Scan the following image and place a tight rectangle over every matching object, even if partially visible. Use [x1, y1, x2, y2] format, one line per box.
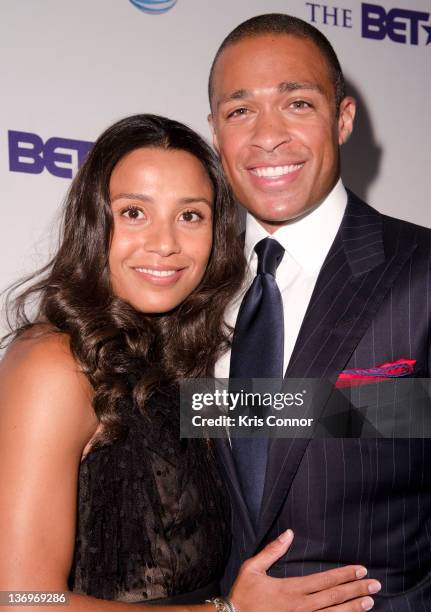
[244, 179, 348, 275]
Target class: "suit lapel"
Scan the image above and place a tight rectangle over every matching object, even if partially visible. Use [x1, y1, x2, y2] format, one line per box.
[256, 193, 418, 546]
[215, 438, 256, 547]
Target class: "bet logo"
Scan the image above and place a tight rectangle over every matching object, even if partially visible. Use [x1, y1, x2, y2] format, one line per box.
[362, 3, 431, 45]
[8, 130, 93, 179]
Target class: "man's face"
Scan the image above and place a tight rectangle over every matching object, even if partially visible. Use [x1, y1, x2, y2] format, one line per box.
[209, 34, 355, 232]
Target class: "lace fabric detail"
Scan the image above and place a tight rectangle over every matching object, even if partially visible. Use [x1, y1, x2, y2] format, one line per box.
[68, 385, 230, 602]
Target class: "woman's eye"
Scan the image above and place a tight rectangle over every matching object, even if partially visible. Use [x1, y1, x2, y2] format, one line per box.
[180, 210, 203, 223]
[121, 206, 145, 221]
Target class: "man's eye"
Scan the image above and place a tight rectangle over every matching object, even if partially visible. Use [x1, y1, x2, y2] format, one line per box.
[180, 210, 203, 223]
[226, 107, 249, 119]
[290, 100, 312, 110]
[121, 206, 145, 220]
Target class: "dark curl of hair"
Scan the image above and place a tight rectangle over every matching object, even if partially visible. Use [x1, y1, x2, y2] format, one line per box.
[3, 114, 245, 447]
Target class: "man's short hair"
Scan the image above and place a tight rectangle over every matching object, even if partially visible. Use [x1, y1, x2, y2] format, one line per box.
[208, 13, 346, 113]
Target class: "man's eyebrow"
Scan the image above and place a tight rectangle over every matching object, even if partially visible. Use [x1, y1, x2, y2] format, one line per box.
[218, 88, 250, 105]
[111, 193, 212, 207]
[278, 81, 324, 94]
[217, 81, 324, 108]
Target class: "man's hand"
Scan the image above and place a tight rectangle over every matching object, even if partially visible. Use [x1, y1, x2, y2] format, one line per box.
[229, 530, 381, 611]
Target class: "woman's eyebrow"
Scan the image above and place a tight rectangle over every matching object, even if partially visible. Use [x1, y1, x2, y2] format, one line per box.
[178, 197, 213, 207]
[111, 193, 212, 207]
[111, 192, 152, 203]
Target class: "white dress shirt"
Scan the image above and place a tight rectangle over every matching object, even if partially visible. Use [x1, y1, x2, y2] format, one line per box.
[215, 179, 348, 379]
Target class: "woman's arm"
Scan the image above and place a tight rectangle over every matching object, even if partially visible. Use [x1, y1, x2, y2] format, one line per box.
[0, 333, 98, 592]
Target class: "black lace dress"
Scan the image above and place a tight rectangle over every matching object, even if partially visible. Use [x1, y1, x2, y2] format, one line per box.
[68, 384, 230, 604]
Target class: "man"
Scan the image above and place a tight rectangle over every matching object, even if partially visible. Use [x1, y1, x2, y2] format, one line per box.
[209, 14, 431, 611]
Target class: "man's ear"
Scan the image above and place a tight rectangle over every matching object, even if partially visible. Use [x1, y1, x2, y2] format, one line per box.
[208, 113, 219, 152]
[338, 96, 356, 145]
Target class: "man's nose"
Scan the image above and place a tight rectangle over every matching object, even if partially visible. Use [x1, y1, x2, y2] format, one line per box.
[144, 218, 181, 257]
[251, 109, 291, 152]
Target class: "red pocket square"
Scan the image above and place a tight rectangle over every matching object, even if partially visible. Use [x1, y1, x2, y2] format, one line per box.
[335, 359, 416, 388]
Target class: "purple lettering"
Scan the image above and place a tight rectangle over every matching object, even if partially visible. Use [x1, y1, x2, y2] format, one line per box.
[362, 3, 387, 40]
[387, 8, 429, 45]
[323, 5, 338, 26]
[305, 2, 321, 24]
[8, 130, 44, 174]
[342, 9, 353, 28]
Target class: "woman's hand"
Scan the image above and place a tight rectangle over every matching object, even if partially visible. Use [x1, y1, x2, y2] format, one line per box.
[229, 530, 381, 611]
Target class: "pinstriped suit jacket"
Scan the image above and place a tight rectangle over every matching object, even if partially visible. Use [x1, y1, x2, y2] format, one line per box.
[217, 191, 431, 611]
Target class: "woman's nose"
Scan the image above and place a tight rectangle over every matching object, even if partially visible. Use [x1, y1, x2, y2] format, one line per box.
[143, 217, 181, 257]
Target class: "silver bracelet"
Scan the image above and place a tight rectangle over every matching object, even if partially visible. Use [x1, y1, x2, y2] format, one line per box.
[205, 596, 237, 612]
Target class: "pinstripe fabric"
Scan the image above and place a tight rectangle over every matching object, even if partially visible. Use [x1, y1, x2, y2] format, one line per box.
[218, 192, 431, 610]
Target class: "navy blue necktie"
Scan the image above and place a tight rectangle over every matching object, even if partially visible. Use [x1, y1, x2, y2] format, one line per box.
[230, 238, 285, 526]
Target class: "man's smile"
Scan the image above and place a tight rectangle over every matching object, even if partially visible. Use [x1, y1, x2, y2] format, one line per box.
[249, 163, 305, 178]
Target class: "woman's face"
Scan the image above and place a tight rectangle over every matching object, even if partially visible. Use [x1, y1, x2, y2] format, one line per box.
[109, 147, 214, 313]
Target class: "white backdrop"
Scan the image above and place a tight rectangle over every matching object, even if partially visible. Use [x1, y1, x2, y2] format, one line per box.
[1, 0, 430, 336]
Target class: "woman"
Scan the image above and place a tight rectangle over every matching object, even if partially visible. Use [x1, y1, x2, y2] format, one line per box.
[0, 115, 379, 611]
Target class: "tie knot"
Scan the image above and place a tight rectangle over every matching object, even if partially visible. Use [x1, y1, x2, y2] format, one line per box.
[255, 238, 285, 276]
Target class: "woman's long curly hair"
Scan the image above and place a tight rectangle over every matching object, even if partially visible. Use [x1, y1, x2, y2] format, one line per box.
[2, 114, 245, 446]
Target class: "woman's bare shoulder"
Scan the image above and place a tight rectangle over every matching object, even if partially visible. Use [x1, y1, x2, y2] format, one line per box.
[0, 326, 97, 450]
[2, 324, 76, 367]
